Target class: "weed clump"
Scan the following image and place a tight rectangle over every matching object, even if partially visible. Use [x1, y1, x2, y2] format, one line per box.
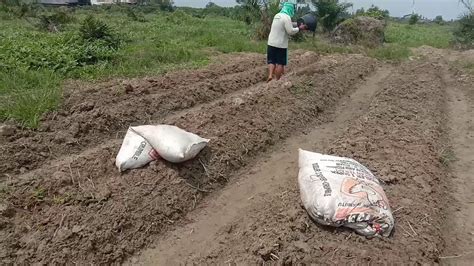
[453, 12, 474, 49]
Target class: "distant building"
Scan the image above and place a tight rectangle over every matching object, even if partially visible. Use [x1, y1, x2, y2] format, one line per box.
[39, 0, 80, 5]
[90, 0, 137, 5]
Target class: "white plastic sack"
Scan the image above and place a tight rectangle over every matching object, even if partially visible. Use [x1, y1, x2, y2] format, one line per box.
[298, 149, 394, 237]
[115, 128, 159, 172]
[115, 125, 209, 171]
[132, 125, 209, 163]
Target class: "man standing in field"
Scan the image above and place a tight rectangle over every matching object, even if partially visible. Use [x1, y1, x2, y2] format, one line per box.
[267, 0, 306, 82]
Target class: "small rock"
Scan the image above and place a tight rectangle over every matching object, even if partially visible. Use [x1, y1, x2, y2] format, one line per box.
[0, 125, 16, 137]
[55, 228, 72, 241]
[72, 225, 83, 233]
[0, 203, 8, 213]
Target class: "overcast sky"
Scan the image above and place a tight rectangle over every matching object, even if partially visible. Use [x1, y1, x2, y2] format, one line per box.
[173, 0, 468, 20]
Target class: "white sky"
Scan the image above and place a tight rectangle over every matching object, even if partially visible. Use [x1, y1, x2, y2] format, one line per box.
[174, 0, 469, 20]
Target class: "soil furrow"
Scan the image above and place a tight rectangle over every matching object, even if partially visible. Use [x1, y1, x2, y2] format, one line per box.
[0, 54, 375, 264]
[0, 52, 317, 176]
[441, 63, 474, 265]
[178, 59, 451, 264]
[129, 65, 393, 265]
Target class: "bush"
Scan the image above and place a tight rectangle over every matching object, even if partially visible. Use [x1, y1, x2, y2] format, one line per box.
[434, 15, 444, 25]
[0, 0, 41, 19]
[79, 15, 121, 49]
[409, 14, 420, 25]
[37, 8, 74, 32]
[453, 12, 474, 48]
[332, 16, 385, 47]
[355, 5, 389, 21]
[126, 8, 147, 22]
[311, 0, 352, 32]
[137, 0, 174, 12]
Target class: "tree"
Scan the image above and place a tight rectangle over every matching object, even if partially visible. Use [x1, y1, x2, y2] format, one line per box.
[206, 2, 217, 8]
[454, 1, 474, 48]
[140, 0, 174, 11]
[459, 0, 473, 13]
[366, 5, 389, 19]
[434, 15, 444, 24]
[311, 0, 352, 32]
[408, 13, 420, 25]
[355, 5, 389, 20]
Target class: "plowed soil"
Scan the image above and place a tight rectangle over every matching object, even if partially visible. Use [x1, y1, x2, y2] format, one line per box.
[1, 48, 473, 265]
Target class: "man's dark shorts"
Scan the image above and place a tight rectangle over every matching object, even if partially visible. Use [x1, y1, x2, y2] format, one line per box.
[267, 45, 287, 66]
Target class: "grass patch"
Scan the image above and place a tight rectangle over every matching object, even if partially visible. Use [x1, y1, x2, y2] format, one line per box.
[385, 22, 454, 48]
[439, 147, 457, 167]
[0, 8, 266, 127]
[0, 69, 61, 128]
[367, 44, 412, 61]
[289, 79, 314, 95]
[459, 60, 474, 74]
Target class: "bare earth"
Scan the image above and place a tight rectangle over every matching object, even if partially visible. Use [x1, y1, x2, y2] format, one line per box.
[1, 48, 473, 264]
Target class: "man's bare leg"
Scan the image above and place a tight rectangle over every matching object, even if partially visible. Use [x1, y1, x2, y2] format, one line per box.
[275, 64, 284, 80]
[267, 64, 276, 82]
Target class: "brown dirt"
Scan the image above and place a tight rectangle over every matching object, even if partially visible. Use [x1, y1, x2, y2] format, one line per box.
[0, 52, 376, 264]
[439, 54, 474, 265]
[1, 47, 472, 265]
[132, 57, 455, 264]
[0, 51, 313, 177]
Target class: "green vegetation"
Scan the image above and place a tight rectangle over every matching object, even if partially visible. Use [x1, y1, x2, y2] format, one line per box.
[0, 1, 464, 127]
[385, 22, 454, 48]
[408, 13, 421, 25]
[311, 0, 352, 32]
[453, 13, 474, 48]
[355, 5, 390, 20]
[0, 6, 265, 127]
[367, 44, 411, 61]
[439, 146, 457, 167]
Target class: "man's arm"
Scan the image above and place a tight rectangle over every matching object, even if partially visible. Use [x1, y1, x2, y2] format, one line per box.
[284, 16, 300, 36]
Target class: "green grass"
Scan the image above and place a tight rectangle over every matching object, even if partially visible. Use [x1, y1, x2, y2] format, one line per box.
[291, 21, 454, 61]
[0, 69, 61, 128]
[385, 22, 454, 48]
[0, 8, 266, 127]
[367, 44, 412, 61]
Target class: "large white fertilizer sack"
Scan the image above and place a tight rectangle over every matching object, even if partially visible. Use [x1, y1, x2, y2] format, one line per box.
[115, 125, 209, 171]
[298, 149, 394, 237]
[115, 128, 158, 172]
[132, 125, 209, 163]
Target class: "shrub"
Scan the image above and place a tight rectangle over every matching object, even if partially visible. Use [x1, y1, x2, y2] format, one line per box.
[453, 12, 474, 48]
[311, 0, 352, 32]
[37, 8, 74, 32]
[79, 15, 121, 49]
[126, 7, 147, 22]
[355, 5, 389, 21]
[434, 15, 444, 25]
[409, 14, 420, 25]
